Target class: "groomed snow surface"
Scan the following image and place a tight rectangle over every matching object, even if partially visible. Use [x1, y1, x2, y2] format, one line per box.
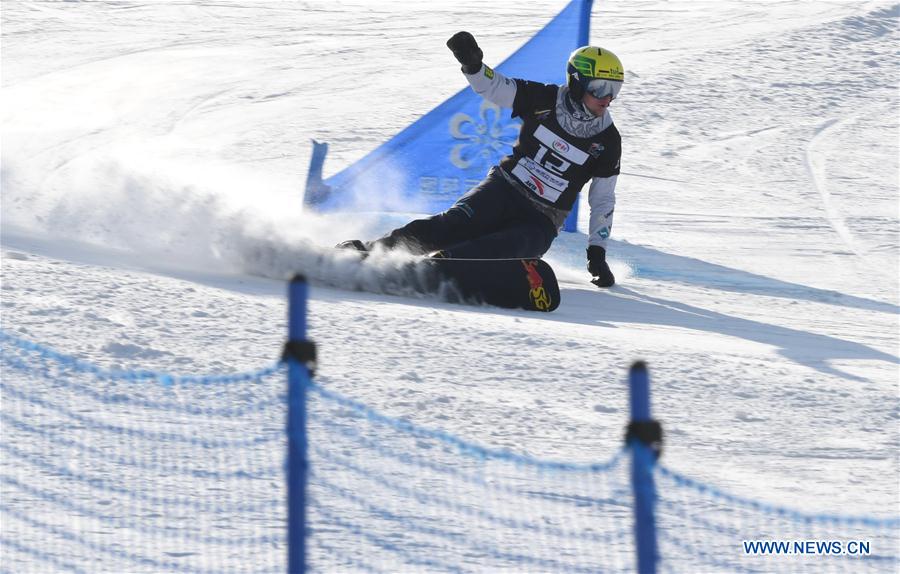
[1, 1, 898, 572]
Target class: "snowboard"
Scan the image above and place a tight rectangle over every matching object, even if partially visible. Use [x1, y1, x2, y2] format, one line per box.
[424, 257, 561, 312]
[324, 251, 561, 312]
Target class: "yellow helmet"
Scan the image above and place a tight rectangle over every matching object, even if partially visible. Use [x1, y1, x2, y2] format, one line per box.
[566, 46, 624, 101]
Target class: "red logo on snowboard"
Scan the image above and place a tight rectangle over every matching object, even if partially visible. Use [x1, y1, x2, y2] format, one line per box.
[522, 260, 552, 311]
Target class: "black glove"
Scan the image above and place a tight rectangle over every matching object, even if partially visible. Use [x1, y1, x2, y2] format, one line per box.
[587, 246, 616, 287]
[446, 31, 483, 74]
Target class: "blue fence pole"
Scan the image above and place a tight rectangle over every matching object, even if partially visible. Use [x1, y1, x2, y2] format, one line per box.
[628, 361, 661, 574]
[285, 275, 315, 574]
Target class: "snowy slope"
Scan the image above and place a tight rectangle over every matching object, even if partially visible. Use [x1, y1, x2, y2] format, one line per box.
[2, 0, 898, 570]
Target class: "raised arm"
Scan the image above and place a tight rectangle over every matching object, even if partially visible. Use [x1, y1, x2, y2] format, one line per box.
[447, 31, 517, 109]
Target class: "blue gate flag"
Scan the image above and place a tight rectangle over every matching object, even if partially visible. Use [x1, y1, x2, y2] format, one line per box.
[304, 0, 593, 233]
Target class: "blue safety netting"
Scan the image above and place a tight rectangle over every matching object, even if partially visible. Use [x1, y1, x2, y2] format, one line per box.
[0, 331, 287, 573]
[2, 329, 897, 573]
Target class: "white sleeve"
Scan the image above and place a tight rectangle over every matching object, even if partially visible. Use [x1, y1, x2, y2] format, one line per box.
[463, 64, 517, 109]
[587, 175, 617, 249]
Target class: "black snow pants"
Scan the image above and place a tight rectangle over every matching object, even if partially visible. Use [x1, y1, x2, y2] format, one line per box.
[371, 168, 558, 259]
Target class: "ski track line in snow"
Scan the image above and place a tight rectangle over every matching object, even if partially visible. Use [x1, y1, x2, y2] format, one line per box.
[805, 115, 891, 280]
[671, 124, 783, 153]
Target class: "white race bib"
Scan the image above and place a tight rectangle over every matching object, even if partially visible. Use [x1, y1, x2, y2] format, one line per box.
[511, 158, 568, 203]
[511, 126, 589, 203]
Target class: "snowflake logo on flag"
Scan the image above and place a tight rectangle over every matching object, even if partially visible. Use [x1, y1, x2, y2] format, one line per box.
[448, 100, 521, 169]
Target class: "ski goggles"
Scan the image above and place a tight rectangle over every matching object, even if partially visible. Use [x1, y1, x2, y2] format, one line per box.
[585, 78, 623, 100]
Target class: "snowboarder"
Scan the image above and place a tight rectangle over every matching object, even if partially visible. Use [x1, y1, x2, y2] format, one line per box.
[339, 31, 623, 287]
